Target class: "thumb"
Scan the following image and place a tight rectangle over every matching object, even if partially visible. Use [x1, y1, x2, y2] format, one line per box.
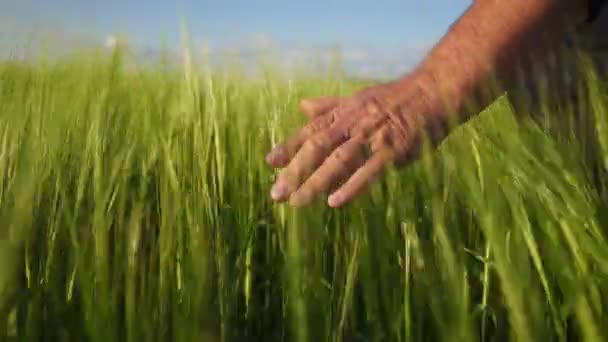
[299, 96, 340, 119]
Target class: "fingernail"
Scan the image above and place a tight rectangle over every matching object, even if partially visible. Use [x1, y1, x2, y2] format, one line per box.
[328, 192, 342, 207]
[266, 147, 284, 165]
[271, 181, 288, 200]
[266, 151, 277, 164]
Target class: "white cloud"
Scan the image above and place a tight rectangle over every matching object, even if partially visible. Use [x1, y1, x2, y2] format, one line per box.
[249, 33, 274, 50]
[341, 49, 370, 63]
[104, 35, 117, 49]
[1, 23, 436, 80]
[195, 38, 435, 79]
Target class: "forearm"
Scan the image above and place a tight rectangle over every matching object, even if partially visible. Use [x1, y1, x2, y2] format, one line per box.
[399, 0, 587, 127]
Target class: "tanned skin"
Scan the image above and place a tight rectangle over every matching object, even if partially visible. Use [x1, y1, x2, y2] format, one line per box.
[265, 0, 588, 208]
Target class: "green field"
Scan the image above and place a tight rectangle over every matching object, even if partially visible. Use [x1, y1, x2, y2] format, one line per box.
[1, 45, 608, 341]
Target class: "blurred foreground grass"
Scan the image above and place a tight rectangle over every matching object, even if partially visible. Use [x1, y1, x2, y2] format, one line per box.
[0, 46, 608, 341]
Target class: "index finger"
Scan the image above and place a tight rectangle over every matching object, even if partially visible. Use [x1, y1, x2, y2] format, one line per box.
[266, 113, 335, 167]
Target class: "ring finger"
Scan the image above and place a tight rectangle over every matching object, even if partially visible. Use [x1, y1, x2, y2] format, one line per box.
[288, 138, 369, 207]
[266, 113, 335, 167]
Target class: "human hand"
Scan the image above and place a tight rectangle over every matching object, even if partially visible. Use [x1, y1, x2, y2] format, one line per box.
[266, 76, 447, 208]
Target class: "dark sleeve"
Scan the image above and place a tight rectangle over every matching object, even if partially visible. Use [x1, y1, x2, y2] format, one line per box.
[587, 0, 608, 23]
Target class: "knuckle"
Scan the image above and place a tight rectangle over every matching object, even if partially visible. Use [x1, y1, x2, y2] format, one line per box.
[305, 120, 324, 135]
[373, 128, 392, 147]
[385, 110, 419, 143]
[319, 114, 335, 127]
[376, 122, 409, 153]
[303, 137, 328, 154]
[365, 101, 380, 114]
[305, 119, 321, 134]
[331, 146, 357, 170]
[305, 127, 348, 154]
[332, 148, 348, 165]
[350, 114, 387, 140]
[370, 136, 400, 160]
[302, 124, 316, 135]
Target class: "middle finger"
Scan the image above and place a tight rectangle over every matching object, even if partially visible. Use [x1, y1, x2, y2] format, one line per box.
[288, 138, 368, 207]
[270, 125, 348, 201]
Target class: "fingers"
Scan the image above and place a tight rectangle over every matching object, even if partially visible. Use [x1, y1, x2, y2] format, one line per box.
[270, 126, 348, 202]
[327, 148, 394, 208]
[266, 114, 334, 167]
[289, 139, 367, 207]
[299, 97, 340, 119]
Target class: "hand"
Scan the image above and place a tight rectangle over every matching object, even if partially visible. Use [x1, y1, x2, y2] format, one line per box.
[266, 76, 446, 208]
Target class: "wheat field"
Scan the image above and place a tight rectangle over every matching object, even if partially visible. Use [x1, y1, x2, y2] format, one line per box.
[0, 45, 608, 341]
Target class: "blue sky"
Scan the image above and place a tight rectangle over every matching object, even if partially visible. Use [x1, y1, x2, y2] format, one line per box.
[3, 0, 472, 77]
